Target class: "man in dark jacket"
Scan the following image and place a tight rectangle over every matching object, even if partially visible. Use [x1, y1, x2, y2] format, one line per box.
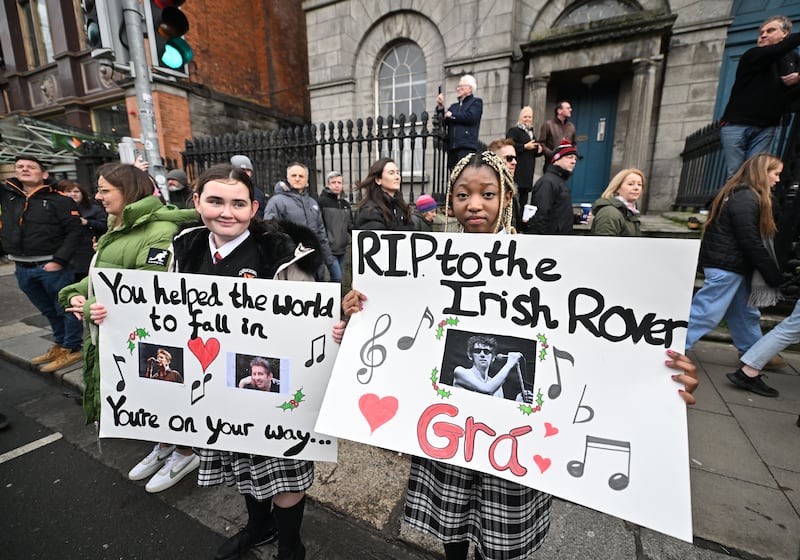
[436, 75, 483, 171]
[0, 155, 88, 371]
[525, 141, 578, 234]
[264, 162, 334, 280]
[720, 15, 800, 179]
[318, 171, 352, 282]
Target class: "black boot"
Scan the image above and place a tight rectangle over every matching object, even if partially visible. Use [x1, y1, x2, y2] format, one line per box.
[214, 494, 277, 560]
[273, 496, 306, 560]
[443, 541, 469, 560]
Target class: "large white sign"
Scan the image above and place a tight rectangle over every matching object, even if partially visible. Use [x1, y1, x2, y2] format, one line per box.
[94, 268, 339, 462]
[317, 231, 700, 541]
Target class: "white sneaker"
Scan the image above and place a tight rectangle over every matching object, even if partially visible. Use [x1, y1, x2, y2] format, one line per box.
[128, 444, 176, 481]
[145, 451, 200, 493]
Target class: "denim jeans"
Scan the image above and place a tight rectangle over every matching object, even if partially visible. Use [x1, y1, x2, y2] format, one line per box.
[741, 298, 800, 370]
[15, 264, 83, 351]
[327, 254, 345, 282]
[720, 124, 776, 180]
[685, 267, 763, 352]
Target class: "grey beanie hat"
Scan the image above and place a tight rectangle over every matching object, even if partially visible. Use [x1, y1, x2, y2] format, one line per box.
[166, 169, 188, 186]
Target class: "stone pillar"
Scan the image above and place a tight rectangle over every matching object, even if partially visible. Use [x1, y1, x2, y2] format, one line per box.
[625, 57, 661, 175]
[526, 74, 550, 131]
[527, 74, 550, 178]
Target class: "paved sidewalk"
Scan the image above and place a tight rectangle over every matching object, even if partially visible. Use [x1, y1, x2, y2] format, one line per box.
[1, 263, 798, 559]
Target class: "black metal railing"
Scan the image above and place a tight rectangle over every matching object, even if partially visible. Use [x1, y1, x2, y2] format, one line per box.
[182, 112, 448, 204]
[676, 113, 800, 210]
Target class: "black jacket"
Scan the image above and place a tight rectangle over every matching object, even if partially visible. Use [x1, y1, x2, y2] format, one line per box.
[506, 125, 543, 192]
[354, 192, 414, 231]
[526, 166, 574, 234]
[438, 94, 483, 151]
[173, 219, 323, 279]
[721, 33, 800, 127]
[0, 177, 88, 266]
[699, 186, 782, 286]
[318, 188, 352, 255]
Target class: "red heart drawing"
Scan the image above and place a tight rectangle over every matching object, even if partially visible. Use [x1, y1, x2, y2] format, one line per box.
[188, 337, 220, 372]
[533, 454, 551, 474]
[544, 422, 559, 437]
[358, 393, 398, 434]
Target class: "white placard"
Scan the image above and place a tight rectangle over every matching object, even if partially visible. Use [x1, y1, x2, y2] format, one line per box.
[317, 231, 700, 541]
[94, 268, 339, 462]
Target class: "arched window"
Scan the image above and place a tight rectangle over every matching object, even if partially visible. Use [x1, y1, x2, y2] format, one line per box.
[556, 0, 637, 27]
[377, 42, 426, 118]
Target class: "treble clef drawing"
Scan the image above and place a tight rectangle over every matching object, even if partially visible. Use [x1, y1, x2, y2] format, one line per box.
[357, 313, 392, 384]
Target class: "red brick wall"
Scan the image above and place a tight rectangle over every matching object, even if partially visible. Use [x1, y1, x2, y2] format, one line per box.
[182, 0, 309, 119]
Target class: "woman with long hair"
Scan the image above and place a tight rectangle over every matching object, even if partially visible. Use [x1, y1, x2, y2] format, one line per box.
[590, 168, 645, 236]
[58, 163, 199, 492]
[353, 157, 413, 230]
[685, 153, 784, 396]
[336, 151, 698, 560]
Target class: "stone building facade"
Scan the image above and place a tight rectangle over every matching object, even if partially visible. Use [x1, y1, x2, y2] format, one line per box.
[303, 0, 798, 211]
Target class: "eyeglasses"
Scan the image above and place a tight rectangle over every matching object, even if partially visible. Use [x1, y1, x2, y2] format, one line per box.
[504, 155, 517, 162]
[96, 188, 117, 195]
[472, 348, 493, 355]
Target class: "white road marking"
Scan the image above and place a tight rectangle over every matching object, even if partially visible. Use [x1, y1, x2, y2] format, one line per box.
[0, 432, 63, 465]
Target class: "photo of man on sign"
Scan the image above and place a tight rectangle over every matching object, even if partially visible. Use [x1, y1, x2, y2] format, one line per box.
[439, 330, 536, 403]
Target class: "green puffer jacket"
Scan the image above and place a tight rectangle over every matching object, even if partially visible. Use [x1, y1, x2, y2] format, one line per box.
[590, 197, 641, 237]
[58, 196, 198, 423]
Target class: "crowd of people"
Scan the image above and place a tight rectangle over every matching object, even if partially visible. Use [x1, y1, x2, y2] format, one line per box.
[0, 12, 797, 559]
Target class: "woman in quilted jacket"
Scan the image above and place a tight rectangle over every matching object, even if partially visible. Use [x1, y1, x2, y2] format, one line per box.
[685, 153, 784, 396]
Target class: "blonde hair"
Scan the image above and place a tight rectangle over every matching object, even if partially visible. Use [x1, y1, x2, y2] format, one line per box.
[445, 151, 516, 234]
[707, 154, 782, 238]
[600, 168, 646, 200]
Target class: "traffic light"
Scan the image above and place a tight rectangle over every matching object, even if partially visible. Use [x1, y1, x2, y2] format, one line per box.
[146, 1, 192, 75]
[81, 0, 129, 65]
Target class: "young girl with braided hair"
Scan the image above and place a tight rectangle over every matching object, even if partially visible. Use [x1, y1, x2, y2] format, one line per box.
[334, 151, 698, 559]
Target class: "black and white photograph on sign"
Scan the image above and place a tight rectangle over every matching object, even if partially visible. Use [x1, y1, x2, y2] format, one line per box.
[227, 353, 283, 394]
[439, 330, 537, 403]
[139, 343, 185, 384]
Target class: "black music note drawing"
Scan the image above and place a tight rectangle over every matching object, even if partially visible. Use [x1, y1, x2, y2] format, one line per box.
[548, 347, 574, 399]
[113, 354, 126, 391]
[191, 372, 213, 405]
[567, 435, 631, 491]
[357, 313, 392, 384]
[305, 334, 326, 367]
[572, 384, 595, 424]
[397, 307, 435, 350]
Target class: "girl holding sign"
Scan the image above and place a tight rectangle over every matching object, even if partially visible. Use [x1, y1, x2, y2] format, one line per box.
[171, 163, 322, 560]
[335, 151, 699, 560]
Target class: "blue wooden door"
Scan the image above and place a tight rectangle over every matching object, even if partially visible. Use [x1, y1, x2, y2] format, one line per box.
[561, 82, 618, 204]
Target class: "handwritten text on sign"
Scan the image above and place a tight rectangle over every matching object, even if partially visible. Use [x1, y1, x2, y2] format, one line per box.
[94, 268, 340, 462]
[317, 232, 699, 541]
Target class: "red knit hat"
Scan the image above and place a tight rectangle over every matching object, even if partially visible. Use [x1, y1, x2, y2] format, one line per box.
[551, 140, 578, 164]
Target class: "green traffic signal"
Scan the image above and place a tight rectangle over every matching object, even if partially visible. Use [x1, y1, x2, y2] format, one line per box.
[161, 37, 193, 69]
[86, 21, 101, 47]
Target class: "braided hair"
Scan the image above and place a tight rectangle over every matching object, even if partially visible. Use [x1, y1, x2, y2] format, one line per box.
[445, 151, 516, 234]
